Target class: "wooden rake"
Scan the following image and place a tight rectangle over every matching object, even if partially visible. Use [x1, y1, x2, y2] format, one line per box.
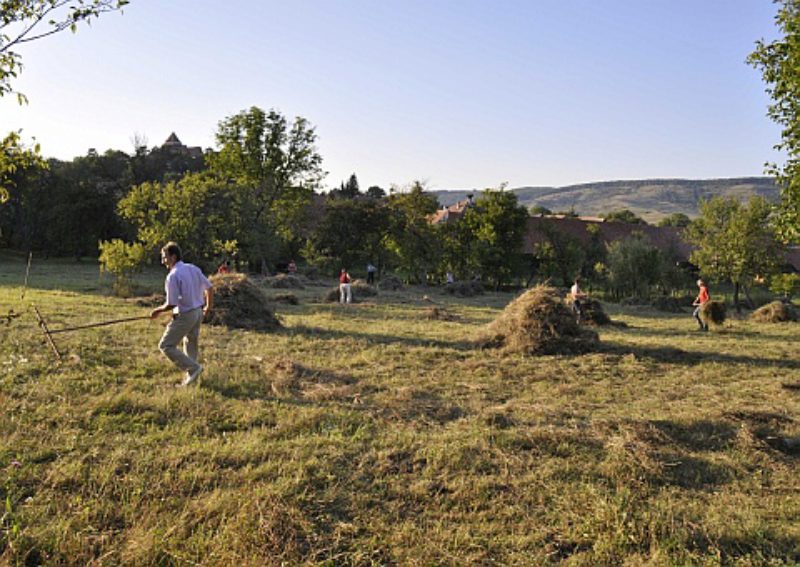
[33, 306, 150, 362]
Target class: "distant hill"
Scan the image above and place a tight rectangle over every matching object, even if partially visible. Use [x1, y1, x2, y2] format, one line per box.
[430, 177, 779, 223]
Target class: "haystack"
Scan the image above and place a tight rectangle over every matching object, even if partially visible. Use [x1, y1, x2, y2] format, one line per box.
[378, 274, 404, 291]
[271, 292, 300, 305]
[699, 300, 726, 327]
[444, 280, 484, 297]
[484, 285, 598, 355]
[750, 301, 798, 323]
[563, 295, 611, 325]
[207, 273, 281, 331]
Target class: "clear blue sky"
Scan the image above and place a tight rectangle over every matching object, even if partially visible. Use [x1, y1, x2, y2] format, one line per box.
[0, 0, 784, 190]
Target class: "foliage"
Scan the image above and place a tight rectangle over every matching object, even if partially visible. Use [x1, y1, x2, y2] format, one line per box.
[1, 0, 129, 101]
[1, 151, 129, 255]
[366, 185, 386, 199]
[98, 238, 147, 295]
[749, 0, 800, 242]
[770, 272, 800, 299]
[117, 173, 239, 270]
[604, 208, 648, 225]
[329, 173, 360, 199]
[529, 204, 552, 215]
[0, 130, 43, 204]
[657, 212, 692, 228]
[686, 196, 783, 309]
[460, 188, 529, 289]
[534, 225, 585, 287]
[605, 234, 663, 298]
[383, 182, 440, 282]
[206, 106, 324, 252]
[304, 198, 390, 275]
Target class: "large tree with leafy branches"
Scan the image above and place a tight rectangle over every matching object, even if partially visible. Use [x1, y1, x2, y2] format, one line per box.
[749, 0, 800, 242]
[205, 106, 324, 267]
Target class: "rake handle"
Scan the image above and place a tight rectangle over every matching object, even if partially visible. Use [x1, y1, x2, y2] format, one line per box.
[48, 315, 152, 335]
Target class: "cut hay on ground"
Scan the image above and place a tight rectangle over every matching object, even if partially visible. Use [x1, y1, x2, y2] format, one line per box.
[377, 274, 404, 291]
[700, 300, 726, 327]
[750, 301, 798, 323]
[650, 296, 685, 313]
[483, 285, 599, 355]
[265, 274, 305, 289]
[207, 273, 281, 331]
[444, 280, 484, 297]
[424, 306, 460, 321]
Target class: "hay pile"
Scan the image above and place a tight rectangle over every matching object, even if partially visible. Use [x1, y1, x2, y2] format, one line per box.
[564, 296, 611, 325]
[265, 274, 305, 289]
[424, 306, 460, 321]
[483, 285, 598, 355]
[207, 273, 281, 331]
[271, 292, 299, 305]
[378, 275, 404, 291]
[444, 280, 484, 297]
[750, 301, 798, 323]
[699, 300, 726, 327]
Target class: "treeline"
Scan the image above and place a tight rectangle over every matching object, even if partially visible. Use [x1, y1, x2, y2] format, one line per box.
[2, 105, 797, 305]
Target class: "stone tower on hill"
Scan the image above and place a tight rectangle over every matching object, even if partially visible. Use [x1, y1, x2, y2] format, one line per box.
[162, 132, 203, 159]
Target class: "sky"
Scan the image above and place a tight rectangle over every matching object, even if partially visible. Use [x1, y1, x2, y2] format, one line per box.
[0, 0, 785, 191]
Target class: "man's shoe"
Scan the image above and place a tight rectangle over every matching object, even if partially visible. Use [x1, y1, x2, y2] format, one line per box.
[181, 365, 203, 387]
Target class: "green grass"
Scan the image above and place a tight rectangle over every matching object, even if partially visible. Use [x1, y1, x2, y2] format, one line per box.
[1, 257, 799, 565]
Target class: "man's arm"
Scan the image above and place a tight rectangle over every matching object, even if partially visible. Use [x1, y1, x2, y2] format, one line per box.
[150, 303, 176, 319]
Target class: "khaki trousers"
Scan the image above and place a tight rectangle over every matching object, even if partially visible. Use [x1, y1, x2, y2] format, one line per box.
[159, 308, 203, 373]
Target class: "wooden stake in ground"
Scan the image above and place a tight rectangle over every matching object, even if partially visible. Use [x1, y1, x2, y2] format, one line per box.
[33, 305, 62, 362]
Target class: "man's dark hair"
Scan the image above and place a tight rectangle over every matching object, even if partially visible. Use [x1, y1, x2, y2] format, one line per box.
[162, 241, 182, 261]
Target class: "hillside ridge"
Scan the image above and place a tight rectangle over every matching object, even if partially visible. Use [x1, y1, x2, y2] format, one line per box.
[430, 177, 778, 222]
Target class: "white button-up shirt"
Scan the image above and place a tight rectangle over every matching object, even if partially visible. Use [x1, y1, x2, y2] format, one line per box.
[165, 261, 212, 314]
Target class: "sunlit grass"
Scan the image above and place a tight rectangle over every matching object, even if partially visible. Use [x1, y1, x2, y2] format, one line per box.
[1, 257, 799, 564]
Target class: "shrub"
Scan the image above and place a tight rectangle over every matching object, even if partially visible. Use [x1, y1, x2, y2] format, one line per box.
[98, 239, 149, 296]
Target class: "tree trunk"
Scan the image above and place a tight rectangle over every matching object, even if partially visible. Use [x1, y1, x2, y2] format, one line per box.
[734, 282, 741, 313]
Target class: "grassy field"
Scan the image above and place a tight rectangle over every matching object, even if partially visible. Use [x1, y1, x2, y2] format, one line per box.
[1, 255, 799, 565]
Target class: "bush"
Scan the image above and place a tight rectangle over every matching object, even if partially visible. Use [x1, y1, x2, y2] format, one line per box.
[98, 239, 149, 296]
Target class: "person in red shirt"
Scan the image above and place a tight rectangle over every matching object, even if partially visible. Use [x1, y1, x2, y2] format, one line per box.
[692, 278, 710, 331]
[339, 268, 352, 304]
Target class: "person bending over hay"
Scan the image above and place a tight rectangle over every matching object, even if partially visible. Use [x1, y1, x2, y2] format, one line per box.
[483, 285, 598, 355]
[207, 273, 281, 331]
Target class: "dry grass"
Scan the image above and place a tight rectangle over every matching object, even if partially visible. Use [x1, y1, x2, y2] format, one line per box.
[751, 300, 799, 323]
[700, 299, 727, 326]
[1, 256, 799, 565]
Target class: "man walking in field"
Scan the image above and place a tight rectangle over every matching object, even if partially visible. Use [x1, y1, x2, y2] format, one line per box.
[692, 278, 710, 331]
[151, 242, 214, 386]
[570, 277, 587, 324]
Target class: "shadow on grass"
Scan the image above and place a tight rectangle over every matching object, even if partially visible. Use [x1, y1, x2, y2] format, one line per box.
[286, 324, 477, 351]
[599, 341, 800, 370]
[651, 419, 737, 451]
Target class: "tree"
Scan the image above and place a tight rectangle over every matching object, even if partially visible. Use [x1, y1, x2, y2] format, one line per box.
[0, 130, 43, 203]
[206, 106, 324, 267]
[460, 188, 529, 289]
[366, 185, 386, 199]
[749, 0, 800, 242]
[384, 181, 440, 282]
[686, 196, 783, 311]
[117, 174, 239, 270]
[98, 238, 147, 295]
[657, 212, 692, 228]
[529, 204, 552, 216]
[604, 209, 647, 225]
[605, 234, 662, 299]
[303, 198, 390, 274]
